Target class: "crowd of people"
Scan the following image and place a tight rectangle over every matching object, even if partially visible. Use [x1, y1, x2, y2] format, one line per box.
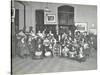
[16, 27, 96, 62]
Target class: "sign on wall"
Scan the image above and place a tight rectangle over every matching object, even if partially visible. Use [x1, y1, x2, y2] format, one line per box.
[75, 22, 88, 32]
[47, 14, 56, 23]
[44, 12, 57, 24]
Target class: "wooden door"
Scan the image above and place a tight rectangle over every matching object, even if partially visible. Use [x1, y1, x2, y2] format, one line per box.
[58, 5, 75, 34]
[11, 9, 19, 58]
[36, 10, 44, 33]
[15, 9, 19, 33]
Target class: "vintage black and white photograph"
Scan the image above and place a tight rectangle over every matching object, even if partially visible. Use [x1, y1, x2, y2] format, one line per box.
[11, 0, 97, 74]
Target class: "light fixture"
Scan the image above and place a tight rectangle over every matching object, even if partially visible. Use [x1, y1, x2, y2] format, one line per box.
[45, 6, 49, 11]
[44, 2, 51, 12]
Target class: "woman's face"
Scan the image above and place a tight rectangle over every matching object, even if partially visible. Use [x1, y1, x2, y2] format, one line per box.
[84, 32, 87, 36]
[80, 47, 83, 51]
[69, 37, 72, 40]
[69, 31, 72, 35]
[74, 39, 77, 42]
[77, 32, 80, 35]
[82, 38, 85, 42]
[72, 47, 75, 50]
[49, 31, 50, 33]
[38, 31, 41, 33]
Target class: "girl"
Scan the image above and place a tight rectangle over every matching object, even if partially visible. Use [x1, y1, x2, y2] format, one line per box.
[68, 46, 77, 59]
[18, 36, 30, 58]
[76, 46, 86, 62]
[62, 45, 69, 57]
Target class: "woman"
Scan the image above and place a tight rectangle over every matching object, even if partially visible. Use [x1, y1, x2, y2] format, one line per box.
[17, 36, 30, 58]
[62, 45, 69, 57]
[33, 37, 43, 59]
[76, 46, 86, 63]
[68, 46, 77, 59]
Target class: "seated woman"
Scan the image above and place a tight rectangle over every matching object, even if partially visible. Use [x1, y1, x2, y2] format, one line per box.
[76, 46, 86, 62]
[47, 31, 54, 41]
[72, 38, 80, 54]
[45, 32, 56, 56]
[62, 45, 70, 57]
[80, 38, 85, 46]
[62, 32, 68, 40]
[53, 42, 61, 56]
[43, 37, 50, 47]
[37, 30, 44, 39]
[42, 29, 46, 39]
[74, 31, 81, 42]
[44, 44, 53, 57]
[68, 46, 77, 59]
[43, 37, 51, 57]
[50, 37, 57, 45]
[72, 38, 79, 47]
[33, 37, 44, 59]
[47, 30, 54, 37]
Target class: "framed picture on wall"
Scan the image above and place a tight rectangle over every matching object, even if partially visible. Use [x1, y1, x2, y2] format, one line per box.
[75, 22, 88, 32]
[46, 14, 56, 23]
[11, 8, 15, 19]
[11, 8, 15, 22]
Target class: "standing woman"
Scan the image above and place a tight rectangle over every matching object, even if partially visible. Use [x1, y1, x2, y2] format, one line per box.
[17, 35, 30, 58]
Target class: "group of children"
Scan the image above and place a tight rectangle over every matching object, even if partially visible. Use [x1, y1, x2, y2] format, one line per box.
[61, 31, 91, 62]
[16, 28, 94, 62]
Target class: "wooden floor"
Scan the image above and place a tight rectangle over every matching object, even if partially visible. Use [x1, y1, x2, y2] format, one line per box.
[12, 49, 97, 75]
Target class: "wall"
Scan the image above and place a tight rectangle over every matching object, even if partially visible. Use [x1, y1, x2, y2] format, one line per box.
[25, 5, 33, 31]
[24, 2, 58, 32]
[74, 5, 97, 29]
[14, 1, 24, 30]
[14, 1, 97, 34]
[74, 5, 97, 34]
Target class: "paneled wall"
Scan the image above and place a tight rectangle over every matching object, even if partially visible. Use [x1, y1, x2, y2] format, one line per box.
[74, 5, 97, 34]
[14, 1, 97, 34]
[14, 1, 24, 30]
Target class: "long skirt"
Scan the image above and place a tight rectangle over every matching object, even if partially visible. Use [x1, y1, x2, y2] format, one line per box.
[17, 41, 30, 58]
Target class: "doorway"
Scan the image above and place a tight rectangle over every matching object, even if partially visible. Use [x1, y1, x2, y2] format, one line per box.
[35, 10, 56, 34]
[58, 5, 75, 35]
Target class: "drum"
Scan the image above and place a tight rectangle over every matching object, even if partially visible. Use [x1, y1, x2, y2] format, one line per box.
[44, 51, 52, 57]
[33, 51, 43, 59]
[35, 51, 42, 56]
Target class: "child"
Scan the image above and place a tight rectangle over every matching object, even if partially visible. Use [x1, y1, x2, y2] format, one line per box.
[53, 42, 61, 56]
[33, 37, 43, 59]
[83, 42, 90, 58]
[76, 46, 86, 62]
[37, 31, 43, 39]
[44, 44, 52, 57]
[42, 29, 46, 39]
[62, 45, 69, 57]
[68, 46, 77, 59]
